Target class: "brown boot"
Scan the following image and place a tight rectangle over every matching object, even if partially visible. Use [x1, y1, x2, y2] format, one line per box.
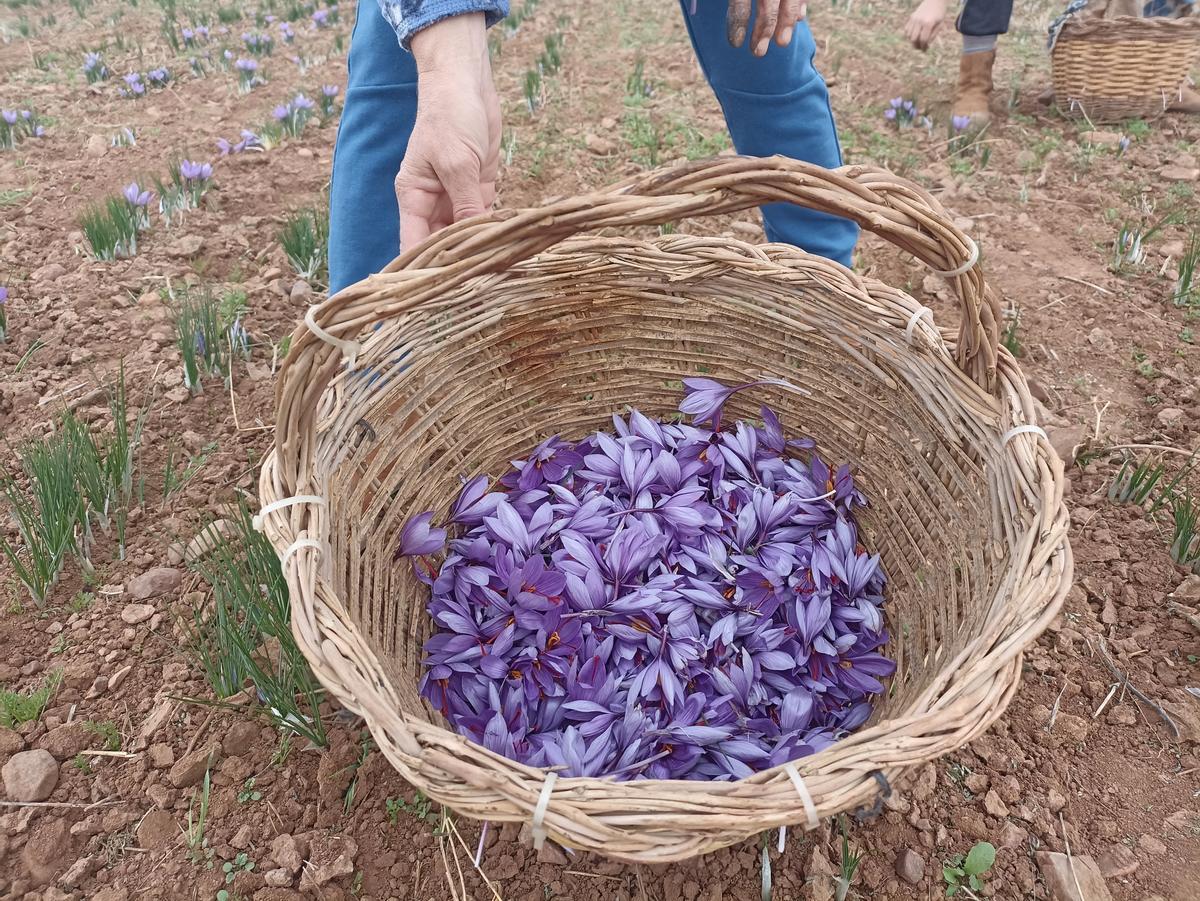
[1168, 84, 1200, 114]
[952, 50, 995, 127]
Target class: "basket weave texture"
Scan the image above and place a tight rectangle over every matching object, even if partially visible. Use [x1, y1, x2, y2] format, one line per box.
[258, 158, 1072, 863]
[1051, 15, 1200, 122]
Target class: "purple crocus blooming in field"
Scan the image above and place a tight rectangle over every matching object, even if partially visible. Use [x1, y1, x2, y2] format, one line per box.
[322, 84, 339, 97]
[179, 159, 213, 181]
[406, 383, 894, 781]
[292, 93, 315, 111]
[1, 110, 16, 125]
[122, 182, 152, 206]
[951, 114, 971, 133]
[235, 57, 258, 72]
[273, 104, 289, 121]
[312, 8, 329, 26]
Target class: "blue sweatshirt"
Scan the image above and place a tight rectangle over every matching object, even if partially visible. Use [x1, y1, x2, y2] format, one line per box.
[377, 0, 510, 48]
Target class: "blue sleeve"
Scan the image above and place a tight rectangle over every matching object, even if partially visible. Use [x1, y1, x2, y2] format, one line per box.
[376, 0, 510, 49]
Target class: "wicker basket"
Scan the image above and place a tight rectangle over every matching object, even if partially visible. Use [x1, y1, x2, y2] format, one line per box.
[258, 157, 1072, 863]
[1051, 15, 1200, 122]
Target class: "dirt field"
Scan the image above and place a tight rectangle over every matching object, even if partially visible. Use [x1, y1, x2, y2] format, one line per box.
[1, 0, 1199, 898]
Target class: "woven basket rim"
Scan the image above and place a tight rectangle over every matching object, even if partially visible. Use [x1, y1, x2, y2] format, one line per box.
[1056, 13, 1200, 43]
[258, 158, 1073, 861]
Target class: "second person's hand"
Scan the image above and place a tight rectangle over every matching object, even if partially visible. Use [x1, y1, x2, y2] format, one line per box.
[727, 0, 808, 56]
[396, 13, 501, 250]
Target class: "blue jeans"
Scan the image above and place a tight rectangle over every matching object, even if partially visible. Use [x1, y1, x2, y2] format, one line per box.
[328, 1, 858, 293]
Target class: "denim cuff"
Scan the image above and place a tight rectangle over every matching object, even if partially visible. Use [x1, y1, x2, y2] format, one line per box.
[376, 0, 509, 50]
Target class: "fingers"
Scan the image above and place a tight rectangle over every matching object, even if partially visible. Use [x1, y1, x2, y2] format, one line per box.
[774, 0, 804, 47]
[396, 172, 433, 251]
[751, 0, 779, 56]
[727, 0, 751, 47]
[438, 151, 487, 222]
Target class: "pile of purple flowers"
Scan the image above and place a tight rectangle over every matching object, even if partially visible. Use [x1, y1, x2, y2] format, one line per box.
[401, 381, 894, 781]
[1, 108, 45, 150]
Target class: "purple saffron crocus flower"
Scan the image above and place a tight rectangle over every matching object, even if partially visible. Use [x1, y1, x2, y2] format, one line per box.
[272, 104, 289, 121]
[122, 182, 152, 206]
[292, 93, 315, 110]
[235, 57, 257, 72]
[396, 512, 448, 558]
[179, 159, 213, 181]
[1, 110, 16, 125]
[321, 84, 339, 98]
[679, 377, 793, 428]
[951, 114, 971, 133]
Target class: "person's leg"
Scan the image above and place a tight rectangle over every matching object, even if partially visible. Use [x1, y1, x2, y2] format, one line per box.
[677, 2, 857, 267]
[328, 0, 419, 294]
[951, 0, 1014, 124]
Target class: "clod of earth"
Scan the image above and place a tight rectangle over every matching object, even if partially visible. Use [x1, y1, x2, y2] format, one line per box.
[125, 567, 182, 600]
[2, 749, 59, 801]
[1036, 852, 1113, 901]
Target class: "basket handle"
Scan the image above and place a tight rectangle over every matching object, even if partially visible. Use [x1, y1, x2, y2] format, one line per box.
[274, 156, 999, 487]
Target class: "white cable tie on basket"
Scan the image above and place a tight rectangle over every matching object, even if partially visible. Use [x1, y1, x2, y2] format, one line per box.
[783, 763, 820, 831]
[930, 235, 980, 278]
[531, 771, 559, 851]
[280, 537, 323, 568]
[903, 306, 934, 343]
[252, 494, 327, 531]
[304, 303, 362, 369]
[1001, 424, 1048, 447]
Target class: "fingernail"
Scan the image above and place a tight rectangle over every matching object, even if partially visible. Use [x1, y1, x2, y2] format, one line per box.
[732, 26, 746, 46]
[755, 37, 769, 56]
[779, 25, 794, 46]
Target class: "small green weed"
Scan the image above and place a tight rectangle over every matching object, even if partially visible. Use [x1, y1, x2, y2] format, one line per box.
[237, 777, 262, 803]
[84, 719, 121, 750]
[1001, 307, 1022, 357]
[943, 841, 996, 896]
[385, 791, 435, 825]
[0, 669, 62, 727]
[221, 852, 255, 885]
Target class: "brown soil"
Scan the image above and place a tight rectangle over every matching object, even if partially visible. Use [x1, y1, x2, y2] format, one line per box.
[1, 0, 1199, 899]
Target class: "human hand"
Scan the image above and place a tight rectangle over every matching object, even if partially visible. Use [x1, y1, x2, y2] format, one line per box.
[904, 0, 948, 51]
[397, 13, 501, 249]
[727, 1, 808, 57]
